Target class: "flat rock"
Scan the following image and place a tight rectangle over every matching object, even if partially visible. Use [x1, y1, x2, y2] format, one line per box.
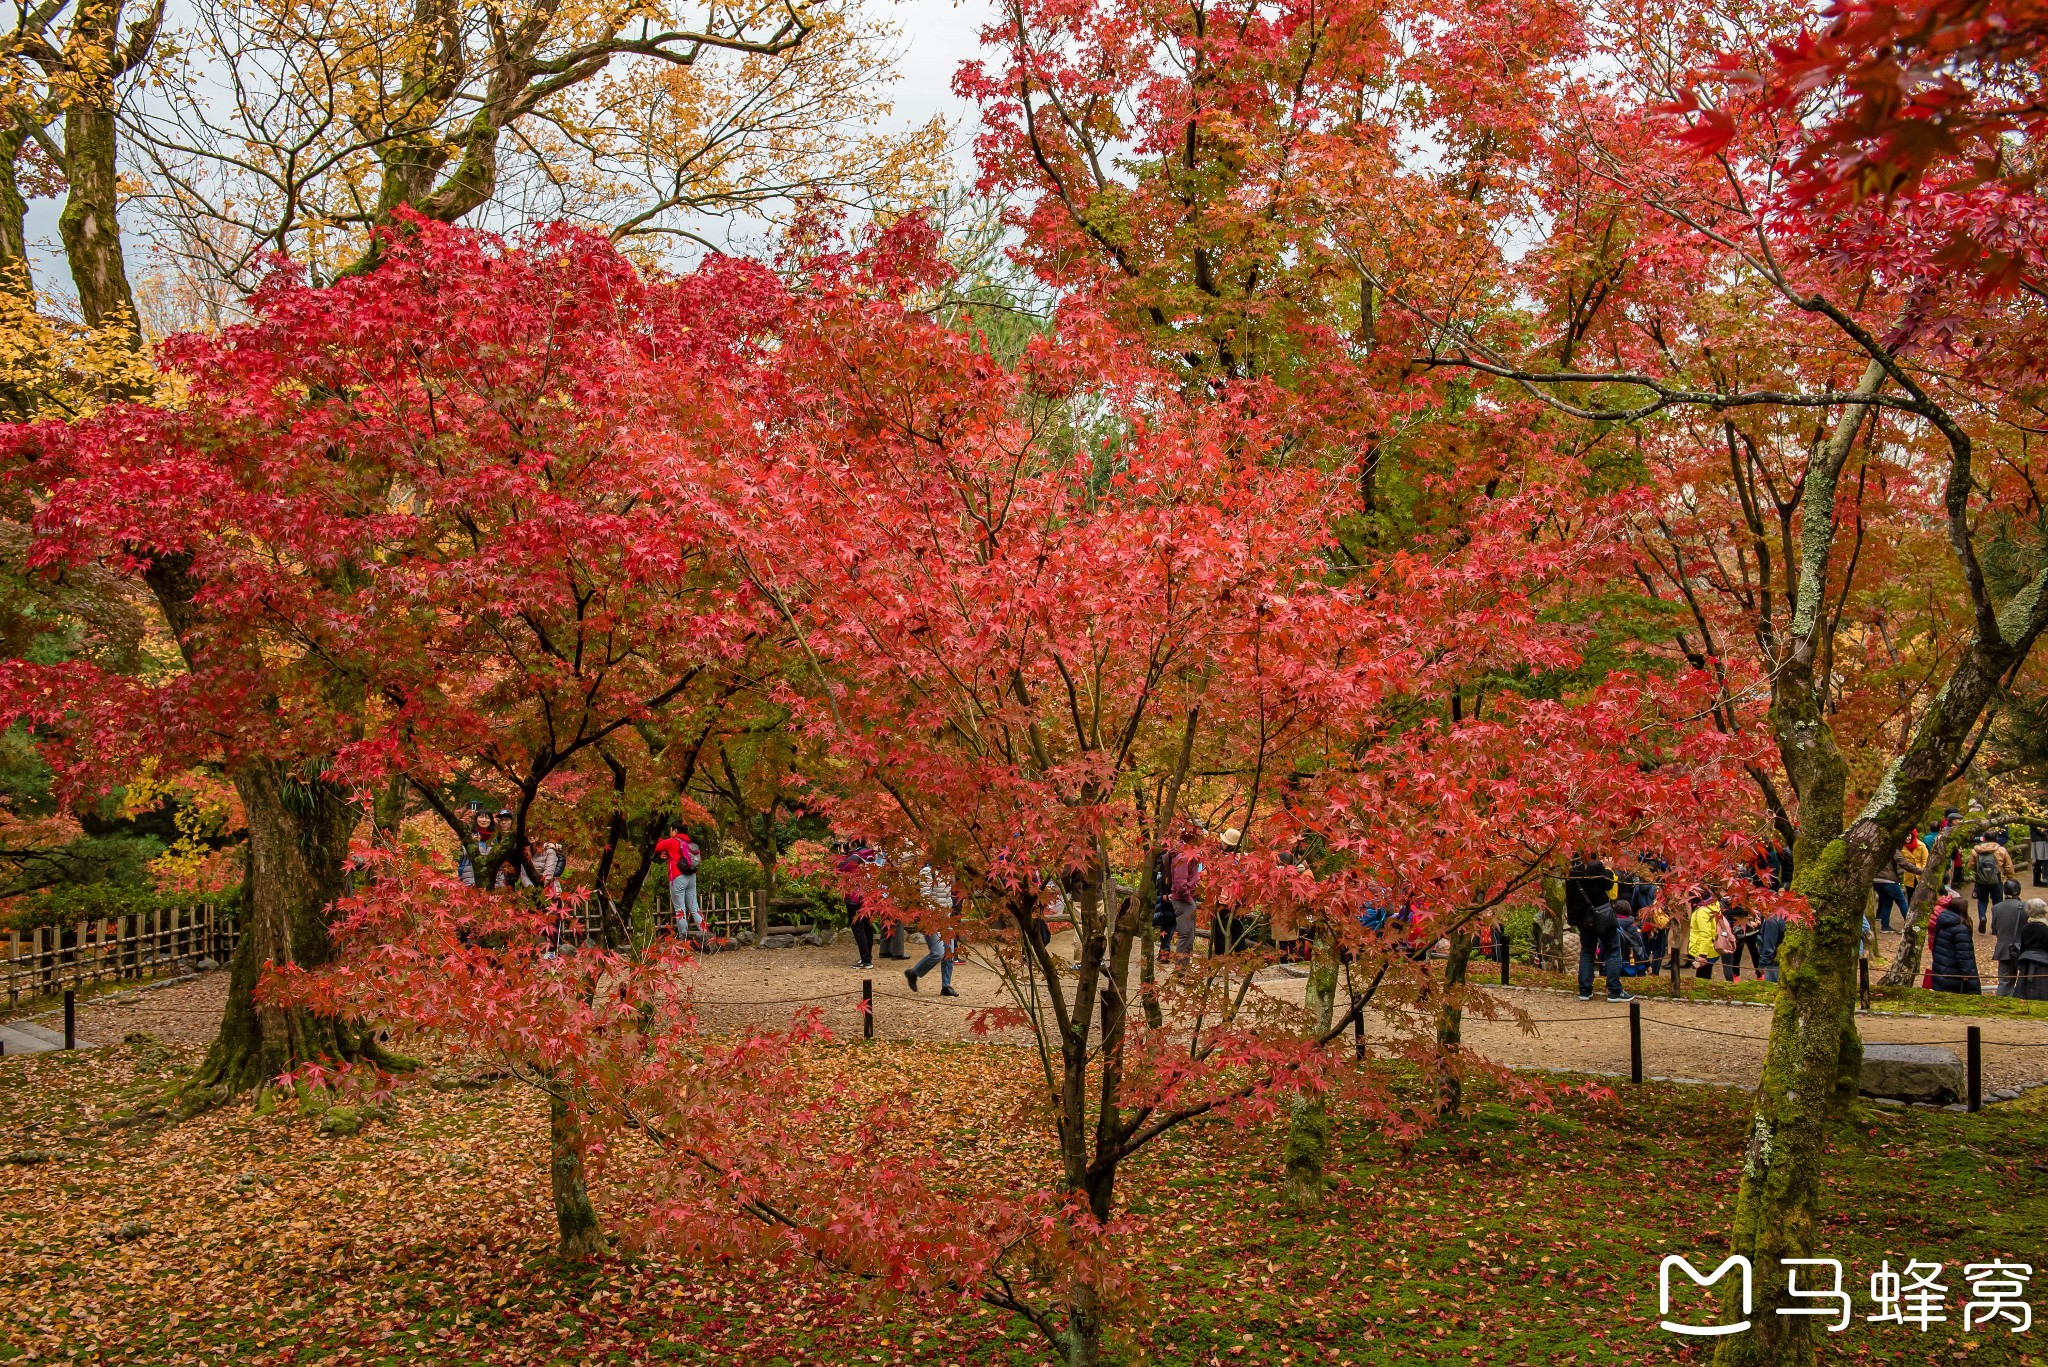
[0, 1022, 85, 1055]
[1861, 1043, 1965, 1105]
[759, 934, 796, 950]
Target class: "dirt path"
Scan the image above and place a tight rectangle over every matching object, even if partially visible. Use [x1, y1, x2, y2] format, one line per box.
[32, 935, 2048, 1096]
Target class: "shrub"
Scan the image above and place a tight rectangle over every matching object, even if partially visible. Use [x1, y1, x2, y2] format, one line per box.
[696, 855, 765, 900]
[1, 884, 242, 933]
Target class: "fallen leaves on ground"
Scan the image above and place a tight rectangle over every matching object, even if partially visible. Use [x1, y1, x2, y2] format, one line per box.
[1, 1037, 2042, 1365]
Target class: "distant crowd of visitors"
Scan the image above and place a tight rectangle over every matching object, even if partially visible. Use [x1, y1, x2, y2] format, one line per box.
[1565, 809, 2048, 1003]
[449, 797, 2048, 1003]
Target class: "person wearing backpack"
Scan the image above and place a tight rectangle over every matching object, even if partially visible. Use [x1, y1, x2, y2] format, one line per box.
[1565, 854, 1614, 934]
[1576, 897, 1635, 1002]
[1163, 842, 1202, 963]
[1970, 835, 2017, 933]
[654, 825, 702, 938]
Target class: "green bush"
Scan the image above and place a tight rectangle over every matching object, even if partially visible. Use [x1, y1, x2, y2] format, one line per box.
[696, 855, 765, 899]
[2, 884, 241, 933]
[1500, 903, 1538, 962]
[782, 880, 850, 930]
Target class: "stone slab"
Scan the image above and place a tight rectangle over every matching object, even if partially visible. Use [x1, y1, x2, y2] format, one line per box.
[1860, 1043, 1965, 1105]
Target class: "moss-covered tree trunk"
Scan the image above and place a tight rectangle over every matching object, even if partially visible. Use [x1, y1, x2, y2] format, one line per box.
[1281, 944, 1339, 1212]
[549, 1088, 607, 1258]
[1434, 930, 1475, 1118]
[56, 0, 140, 339]
[1717, 360, 2048, 1366]
[192, 759, 373, 1095]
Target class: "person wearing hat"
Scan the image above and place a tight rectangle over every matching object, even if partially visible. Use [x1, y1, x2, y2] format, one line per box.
[1209, 828, 1248, 957]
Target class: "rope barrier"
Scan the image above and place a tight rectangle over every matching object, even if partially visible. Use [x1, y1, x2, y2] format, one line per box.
[692, 990, 863, 1008]
[1638, 1017, 1776, 1042]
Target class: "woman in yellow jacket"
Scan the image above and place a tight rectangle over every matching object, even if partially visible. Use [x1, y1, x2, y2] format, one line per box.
[1687, 894, 1726, 980]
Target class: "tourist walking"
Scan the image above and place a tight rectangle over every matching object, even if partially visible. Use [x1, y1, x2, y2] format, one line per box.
[839, 840, 879, 969]
[906, 863, 959, 996]
[1928, 893, 1982, 995]
[1990, 880, 2029, 997]
[1971, 833, 2016, 932]
[654, 825, 702, 938]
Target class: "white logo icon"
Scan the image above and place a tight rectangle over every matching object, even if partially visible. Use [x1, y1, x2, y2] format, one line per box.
[1661, 1255, 1753, 1337]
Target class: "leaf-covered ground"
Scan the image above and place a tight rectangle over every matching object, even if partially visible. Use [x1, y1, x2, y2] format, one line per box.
[1, 1036, 2043, 1366]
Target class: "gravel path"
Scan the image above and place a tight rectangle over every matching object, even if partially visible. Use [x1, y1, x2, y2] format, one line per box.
[22, 935, 2048, 1095]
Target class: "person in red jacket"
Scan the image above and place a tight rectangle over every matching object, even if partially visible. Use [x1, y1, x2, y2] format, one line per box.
[654, 827, 701, 938]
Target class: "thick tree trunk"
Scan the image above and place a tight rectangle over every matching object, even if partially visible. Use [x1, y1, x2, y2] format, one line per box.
[1721, 574, 2048, 1366]
[1281, 945, 1338, 1212]
[56, 3, 140, 340]
[191, 759, 370, 1095]
[0, 133, 29, 286]
[549, 1089, 607, 1257]
[1062, 1276, 1105, 1367]
[1434, 930, 1475, 1117]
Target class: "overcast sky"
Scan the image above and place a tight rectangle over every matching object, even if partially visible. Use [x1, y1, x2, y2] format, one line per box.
[888, 0, 993, 170]
[26, 0, 996, 311]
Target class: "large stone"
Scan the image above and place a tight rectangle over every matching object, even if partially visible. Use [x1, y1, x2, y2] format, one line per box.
[759, 934, 796, 950]
[1859, 1044, 1965, 1105]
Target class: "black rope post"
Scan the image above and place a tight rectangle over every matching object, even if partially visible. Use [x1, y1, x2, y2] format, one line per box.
[1500, 929, 1510, 987]
[1353, 999, 1365, 1062]
[1628, 999, 1642, 1085]
[63, 989, 75, 1050]
[1967, 1025, 1981, 1113]
[862, 978, 874, 1041]
[1669, 945, 1680, 1000]
[1859, 955, 1871, 1012]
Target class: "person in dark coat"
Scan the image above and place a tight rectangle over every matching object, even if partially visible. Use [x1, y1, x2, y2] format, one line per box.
[1928, 896, 1983, 995]
[2015, 907, 2048, 1001]
[1754, 911, 1788, 983]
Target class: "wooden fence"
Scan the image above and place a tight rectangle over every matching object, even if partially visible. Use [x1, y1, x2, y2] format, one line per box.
[3, 904, 237, 1006]
[557, 889, 762, 945]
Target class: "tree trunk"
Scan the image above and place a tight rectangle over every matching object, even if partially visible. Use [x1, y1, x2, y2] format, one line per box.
[1434, 930, 1475, 1117]
[1536, 877, 1566, 971]
[1720, 543, 2048, 1366]
[1061, 1276, 1105, 1367]
[191, 759, 371, 1095]
[1281, 944, 1338, 1213]
[56, 0, 140, 340]
[549, 1088, 607, 1258]
[0, 131, 30, 286]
